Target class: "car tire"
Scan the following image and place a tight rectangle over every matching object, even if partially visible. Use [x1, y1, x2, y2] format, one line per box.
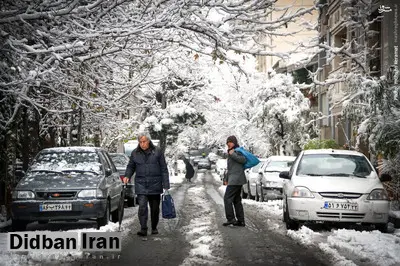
[241, 187, 248, 199]
[375, 223, 388, 233]
[12, 219, 28, 231]
[283, 199, 299, 230]
[127, 197, 135, 207]
[97, 200, 110, 229]
[259, 184, 265, 202]
[255, 184, 260, 202]
[247, 182, 255, 200]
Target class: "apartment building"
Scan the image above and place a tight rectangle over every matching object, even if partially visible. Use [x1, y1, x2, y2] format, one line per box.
[316, 0, 399, 153]
[256, 0, 318, 73]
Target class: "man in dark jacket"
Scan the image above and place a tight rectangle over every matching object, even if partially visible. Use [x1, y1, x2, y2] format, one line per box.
[223, 135, 247, 227]
[124, 132, 170, 236]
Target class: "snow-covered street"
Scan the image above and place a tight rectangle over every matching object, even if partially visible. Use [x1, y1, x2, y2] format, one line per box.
[1, 170, 399, 266]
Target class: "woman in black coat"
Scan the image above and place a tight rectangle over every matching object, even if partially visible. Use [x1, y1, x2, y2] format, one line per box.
[183, 158, 195, 182]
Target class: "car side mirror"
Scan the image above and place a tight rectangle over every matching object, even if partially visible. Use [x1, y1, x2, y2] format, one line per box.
[105, 168, 112, 176]
[279, 171, 290, 179]
[380, 173, 392, 182]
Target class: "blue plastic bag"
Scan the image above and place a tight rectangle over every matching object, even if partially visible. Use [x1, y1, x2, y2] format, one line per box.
[162, 191, 176, 219]
[234, 147, 260, 169]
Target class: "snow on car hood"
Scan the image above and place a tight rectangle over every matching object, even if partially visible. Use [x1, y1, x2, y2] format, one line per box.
[17, 172, 101, 191]
[292, 175, 384, 193]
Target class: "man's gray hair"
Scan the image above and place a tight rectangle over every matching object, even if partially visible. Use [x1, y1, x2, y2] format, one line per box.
[137, 131, 152, 141]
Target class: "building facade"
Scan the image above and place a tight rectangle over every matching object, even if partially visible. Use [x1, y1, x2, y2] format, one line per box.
[316, 0, 399, 156]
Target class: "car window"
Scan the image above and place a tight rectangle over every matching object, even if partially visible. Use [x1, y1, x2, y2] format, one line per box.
[296, 154, 373, 177]
[31, 151, 102, 173]
[103, 152, 117, 172]
[266, 160, 294, 169]
[109, 154, 129, 167]
[98, 152, 111, 174]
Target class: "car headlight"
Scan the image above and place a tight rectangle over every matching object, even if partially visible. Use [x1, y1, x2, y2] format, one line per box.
[292, 186, 314, 198]
[78, 189, 104, 198]
[367, 189, 389, 200]
[12, 191, 35, 199]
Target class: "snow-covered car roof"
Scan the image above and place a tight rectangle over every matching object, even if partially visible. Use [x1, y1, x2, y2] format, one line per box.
[268, 155, 296, 161]
[40, 146, 104, 153]
[302, 149, 365, 156]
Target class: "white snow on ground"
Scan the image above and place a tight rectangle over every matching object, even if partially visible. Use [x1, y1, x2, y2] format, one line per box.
[0, 171, 399, 266]
[180, 172, 227, 265]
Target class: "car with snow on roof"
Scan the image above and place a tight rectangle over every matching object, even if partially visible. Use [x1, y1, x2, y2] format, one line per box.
[280, 149, 392, 232]
[11, 147, 123, 231]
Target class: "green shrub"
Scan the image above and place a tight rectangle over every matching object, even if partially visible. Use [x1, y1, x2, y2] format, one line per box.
[303, 139, 340, 150]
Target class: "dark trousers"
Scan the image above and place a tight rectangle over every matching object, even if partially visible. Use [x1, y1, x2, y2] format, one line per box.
[137, 194, 161, 230]
[224, 185, 245, 222]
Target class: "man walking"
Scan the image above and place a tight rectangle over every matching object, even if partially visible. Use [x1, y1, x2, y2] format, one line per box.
[124, 132, 170, 236]
[223, 135, 247, 227]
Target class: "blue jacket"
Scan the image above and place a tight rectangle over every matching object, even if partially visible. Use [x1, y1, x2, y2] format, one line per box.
[124, 143, 170, 195]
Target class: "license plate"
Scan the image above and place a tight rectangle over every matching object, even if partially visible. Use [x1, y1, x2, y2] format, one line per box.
[323, 202, 358, 211]
[39, 204, 72, 212]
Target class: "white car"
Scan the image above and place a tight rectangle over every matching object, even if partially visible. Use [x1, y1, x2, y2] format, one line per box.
[280, 149, 392, 232]
[215, 159, 227, 180]
[242, 159, 268, 199]
[255, 156, 296, 202]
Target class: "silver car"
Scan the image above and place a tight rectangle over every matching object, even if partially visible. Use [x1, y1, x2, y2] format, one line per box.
[242, 159, 268, 199]
[255, 156, 296, 202]
[11, 147, 123, 231]
[280, 149, 392, 232]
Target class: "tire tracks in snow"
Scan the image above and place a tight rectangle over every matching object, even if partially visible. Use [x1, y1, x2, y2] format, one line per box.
[179, 171, 230, 266]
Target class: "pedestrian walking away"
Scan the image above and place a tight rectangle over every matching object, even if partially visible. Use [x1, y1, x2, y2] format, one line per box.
[183, 157, 195, 182]
[124, 132, 170, 236]
[223, 135, 247, 227]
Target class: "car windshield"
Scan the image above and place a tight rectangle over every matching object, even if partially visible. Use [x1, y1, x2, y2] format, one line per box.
[266, 160, 294, 170]
[252, 162, 264, 173]
[296, 154, 373, 178]
[30, 151, 102, 174]
[199, 159, 210, 163]
[109, 154, 129, 167]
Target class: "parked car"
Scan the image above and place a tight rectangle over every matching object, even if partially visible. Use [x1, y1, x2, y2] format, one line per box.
[198, 158, 212, 170]
[255, 156, 296, 201]
[280, 149, 392, 232]
[242, 158, 268, 199]
[109, 153, 135, 207]
[11, 147, 123, 231]
[215, 159, 227, 180]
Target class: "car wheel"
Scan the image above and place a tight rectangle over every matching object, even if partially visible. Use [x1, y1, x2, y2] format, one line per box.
[247, 182, 255, 200]
[97, 200, 110, 229]
[127, 196, 135, 207]
[259, 184, 265, 202]
[12, 219, 28, 231]
[283, 199, 299, 230]
[375, 223, 388, 233]
[241, 187, 248, 199]
[255, 184, 260, 202]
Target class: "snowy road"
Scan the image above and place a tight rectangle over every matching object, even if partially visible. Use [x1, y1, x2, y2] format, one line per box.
[73, 170, 328, 266]
[0, 170, 399, 266]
